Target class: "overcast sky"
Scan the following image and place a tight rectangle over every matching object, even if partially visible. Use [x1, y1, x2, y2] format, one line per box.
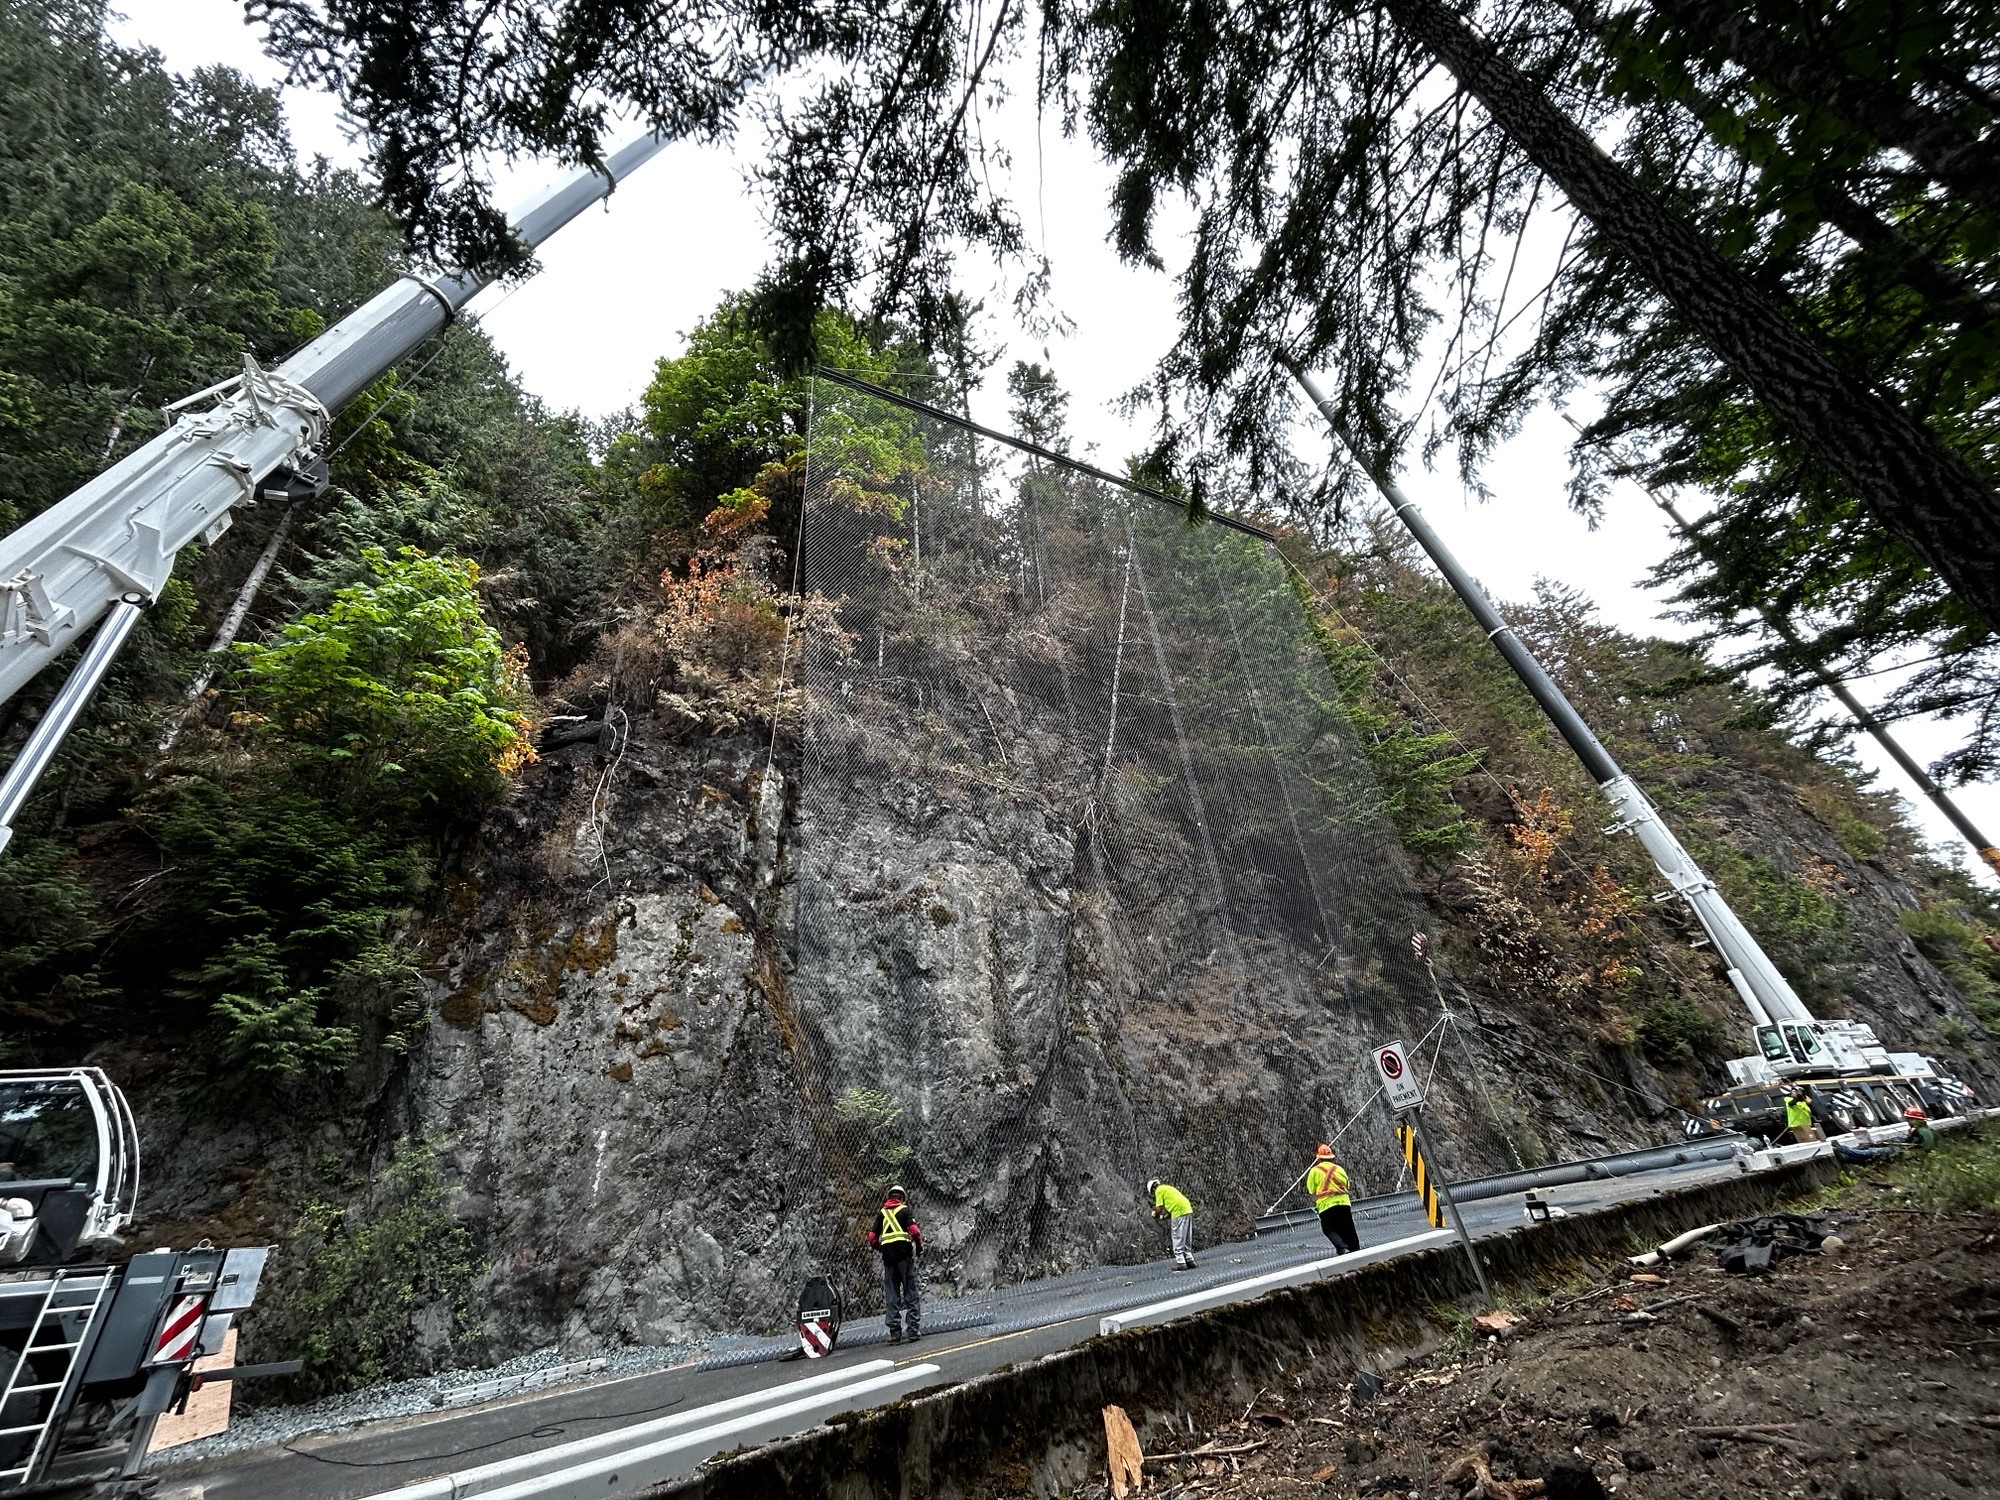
[109, 0, 1997, 889]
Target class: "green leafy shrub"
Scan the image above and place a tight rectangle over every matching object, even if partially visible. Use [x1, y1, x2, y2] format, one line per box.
[1703, 846, 1853, 1005]
[1796, 783, 1888, 861]
[835, 1086, 913, 1194]
[1298, 593, 1483, 858]
[1637, 994, 1724, 1063]
[0, 834, 109, 1044]
[234, 547, 533, 819]
[258, 1138, 476, 1397]
[1903, 1127, 2000, 1213]
[150, 779, 422, 1092]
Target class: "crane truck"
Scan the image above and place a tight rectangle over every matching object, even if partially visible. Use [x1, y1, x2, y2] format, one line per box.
[1289, 365, 1982, 1145]
[0, 1067, 281, 1494]
[0, 142, 672, 1493]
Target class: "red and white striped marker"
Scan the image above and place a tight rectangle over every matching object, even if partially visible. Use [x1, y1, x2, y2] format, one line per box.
[798, 1318, 834, 1359]
[151, 1294, 207, 1364]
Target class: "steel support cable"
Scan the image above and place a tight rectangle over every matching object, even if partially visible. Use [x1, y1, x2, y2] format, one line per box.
[813, 369, 1278, 543]
[1260, 1012, 1449, 1215]
[1207, 543, 1345, 976]
[765, 380, 818, 774]
[1130, 524, 1245, 970]
[1390, 1018, 1457, 1193]
[787, 378, 1462, 1301]
[816, 374, 1436, 971]
[1462, 1012, 1696, 1125]
[1447, 1006, 1527, 1172]
[1413, 944, 1527, 1171]
[1411, 1014, 1463, 1177]
[790, 382, 1105, 1294]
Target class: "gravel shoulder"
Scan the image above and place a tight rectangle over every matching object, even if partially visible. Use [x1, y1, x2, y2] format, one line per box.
[152, 1338, 706, 1465]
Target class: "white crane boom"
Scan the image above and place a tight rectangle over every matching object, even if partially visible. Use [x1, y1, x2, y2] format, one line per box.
[1289, 362, 1890, 1085]
[0, 135, 668, 853]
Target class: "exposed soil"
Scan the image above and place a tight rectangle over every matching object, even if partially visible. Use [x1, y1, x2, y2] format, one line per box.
[1088, 1196, 2000, 1500]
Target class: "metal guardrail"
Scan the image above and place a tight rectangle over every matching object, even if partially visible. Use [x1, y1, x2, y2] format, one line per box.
[1252, 1135, 1753, 1235]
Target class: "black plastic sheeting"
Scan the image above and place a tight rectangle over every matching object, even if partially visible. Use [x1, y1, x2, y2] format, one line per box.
[1709, 1213, 1835, 1275]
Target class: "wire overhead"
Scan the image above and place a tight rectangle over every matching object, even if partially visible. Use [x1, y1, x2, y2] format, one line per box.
[775, 372, 1519, 1299]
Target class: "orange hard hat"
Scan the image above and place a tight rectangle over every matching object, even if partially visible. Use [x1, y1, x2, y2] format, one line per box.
[1315, 1142, 1335, 1158]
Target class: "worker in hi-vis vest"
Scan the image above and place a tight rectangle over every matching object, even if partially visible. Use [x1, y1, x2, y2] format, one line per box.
[866, 1185, 924, 1343]
[1783, 1090, 1815, 1144]
[1147, 1179, 1197, 1270]
[1306, 1143, 1359, 1255]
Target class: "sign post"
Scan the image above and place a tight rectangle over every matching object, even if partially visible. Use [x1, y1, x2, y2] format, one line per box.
[1371, 1040, 1490, 1306]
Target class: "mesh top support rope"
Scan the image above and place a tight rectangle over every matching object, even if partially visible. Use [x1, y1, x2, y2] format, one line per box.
[812, 369, 1279, 543]
[781, 370, 1666, 1305]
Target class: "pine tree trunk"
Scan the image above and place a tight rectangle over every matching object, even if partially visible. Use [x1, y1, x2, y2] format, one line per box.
[1382, 0, 2000, 634]
[1648, 0, 2000, 222]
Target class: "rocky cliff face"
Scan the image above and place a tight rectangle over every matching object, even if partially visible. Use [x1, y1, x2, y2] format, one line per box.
[395, 683, 1991, 1360]
[117, 492, 1998, 1378]
[373, 482, 1991, 1361]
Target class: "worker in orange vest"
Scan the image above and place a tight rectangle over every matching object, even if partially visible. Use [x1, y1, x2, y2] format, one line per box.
[1306, 1143, 1359, 1255]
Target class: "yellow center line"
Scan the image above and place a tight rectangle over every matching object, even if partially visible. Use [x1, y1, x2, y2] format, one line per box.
[894, 1314, 1100, 1364]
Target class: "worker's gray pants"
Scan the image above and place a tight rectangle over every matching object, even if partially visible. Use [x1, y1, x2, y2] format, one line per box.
[1170, 1213, 1195, 1267]
[882, 1254, 920, 1337]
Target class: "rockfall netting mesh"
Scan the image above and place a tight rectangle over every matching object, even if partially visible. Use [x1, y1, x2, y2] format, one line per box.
[776, 373, 1462, 1300]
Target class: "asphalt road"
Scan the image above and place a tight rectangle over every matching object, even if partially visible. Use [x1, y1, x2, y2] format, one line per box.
[154, 1156, 1744, 1500]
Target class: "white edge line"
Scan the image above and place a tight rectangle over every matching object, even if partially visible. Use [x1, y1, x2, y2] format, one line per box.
[1099, 1230, 1458, 1336]
[472, 1364, 944, 1500]
[359, 1359, 898, 1500]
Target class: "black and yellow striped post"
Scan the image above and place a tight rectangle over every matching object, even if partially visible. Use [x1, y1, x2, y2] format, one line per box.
[1394, 1120, 1447, 1229]
[1391, 1111, 1492, 1306]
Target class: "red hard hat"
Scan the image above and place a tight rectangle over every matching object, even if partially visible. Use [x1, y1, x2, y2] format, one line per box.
[1902, 1107, 1928, 1121]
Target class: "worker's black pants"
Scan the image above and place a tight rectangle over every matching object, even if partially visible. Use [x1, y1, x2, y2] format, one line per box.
[882, 1253, 920, 1337]
[1319, 1204, 1359, 1255]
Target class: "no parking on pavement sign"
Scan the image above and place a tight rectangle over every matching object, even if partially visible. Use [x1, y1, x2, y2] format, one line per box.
[1372, 1039, 1425, 1113]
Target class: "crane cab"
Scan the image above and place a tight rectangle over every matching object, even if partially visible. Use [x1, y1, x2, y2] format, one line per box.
[1733, 1019, 1888, 1085]
[0, 1070, 139, 1265]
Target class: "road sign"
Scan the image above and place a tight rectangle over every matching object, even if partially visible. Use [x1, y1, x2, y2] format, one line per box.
[1372, 1040, 1425, 1112]
[798, 1317, 835, 1358]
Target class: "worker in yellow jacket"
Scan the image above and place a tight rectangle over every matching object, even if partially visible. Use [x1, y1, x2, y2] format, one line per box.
[1146, 1179, 1196, 1270]
[1305, 1143, 1359, 1254]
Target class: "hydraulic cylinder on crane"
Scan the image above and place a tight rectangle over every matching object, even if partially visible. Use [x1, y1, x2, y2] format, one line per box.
[0, 135, 669, 854]
[1287, 362, 1887, 1084]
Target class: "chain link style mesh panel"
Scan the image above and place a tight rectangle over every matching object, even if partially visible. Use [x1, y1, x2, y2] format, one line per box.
[781, 376, 1454, 1297]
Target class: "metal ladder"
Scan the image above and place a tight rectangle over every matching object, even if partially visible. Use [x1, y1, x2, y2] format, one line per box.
[0, 1268, 115, 1488]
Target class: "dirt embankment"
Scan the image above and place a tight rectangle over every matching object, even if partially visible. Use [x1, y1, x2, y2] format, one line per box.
[1092, 1198, 1999, 1500]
